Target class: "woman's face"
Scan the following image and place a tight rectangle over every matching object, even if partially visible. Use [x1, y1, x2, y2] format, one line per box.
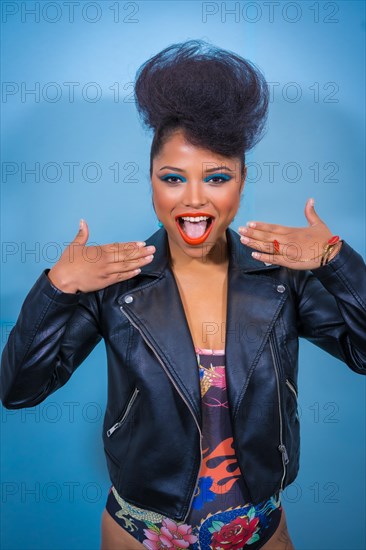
[151, 130, 246, 263]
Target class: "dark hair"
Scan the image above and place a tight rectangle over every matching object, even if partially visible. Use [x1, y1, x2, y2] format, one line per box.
[134, 39, 269, 179]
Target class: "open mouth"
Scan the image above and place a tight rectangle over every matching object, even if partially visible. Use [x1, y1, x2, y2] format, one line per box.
[175, 214, 215, 245]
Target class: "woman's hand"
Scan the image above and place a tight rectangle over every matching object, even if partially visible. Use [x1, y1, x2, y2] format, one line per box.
[238, 198, 342, 270]
[47, 220, 155, 293]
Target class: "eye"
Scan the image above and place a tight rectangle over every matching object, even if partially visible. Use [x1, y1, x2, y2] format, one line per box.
[205, 174, 232, 184]
[160, 174, 186, 184]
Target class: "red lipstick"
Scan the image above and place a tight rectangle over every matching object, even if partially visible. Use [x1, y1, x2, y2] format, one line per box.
[175, 212, 215, 245]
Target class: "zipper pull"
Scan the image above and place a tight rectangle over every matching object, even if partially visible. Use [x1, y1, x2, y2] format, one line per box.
[107, 422, 121, 438]
[278, 444, 289, 464]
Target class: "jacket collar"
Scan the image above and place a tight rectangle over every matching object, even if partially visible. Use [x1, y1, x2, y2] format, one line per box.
[139, 226, 280, 276]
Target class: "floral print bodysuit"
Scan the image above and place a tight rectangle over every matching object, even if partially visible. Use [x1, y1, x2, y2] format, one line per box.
[105, 347, 282, 549]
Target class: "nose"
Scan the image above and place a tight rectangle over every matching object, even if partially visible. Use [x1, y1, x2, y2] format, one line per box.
[182, 180, 208, 207]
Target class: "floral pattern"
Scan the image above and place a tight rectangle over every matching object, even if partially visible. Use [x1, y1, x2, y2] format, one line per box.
[105, 348, 282, 549]
[143, 518, 198, 549]
[210, 510, 260, 548]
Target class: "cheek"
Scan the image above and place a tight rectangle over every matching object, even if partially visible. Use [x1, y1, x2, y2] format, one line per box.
[152, 188, 177, 217]
[216, 192, 240, 215]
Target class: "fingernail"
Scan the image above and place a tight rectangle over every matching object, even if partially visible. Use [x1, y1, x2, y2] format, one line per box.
[79, 219, 84, 230]
[247, 221, 256, 228]
[136, 241, 146, 247]
[310, 198, 314, 207]
[252, 252, 260, 258]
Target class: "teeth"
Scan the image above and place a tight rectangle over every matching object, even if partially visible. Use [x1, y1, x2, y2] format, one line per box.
[180, 216, 211, 222]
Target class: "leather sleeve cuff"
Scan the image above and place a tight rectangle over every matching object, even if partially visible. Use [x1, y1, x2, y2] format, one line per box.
[38, 268, 82, 304]
[310, 240, 361, 281]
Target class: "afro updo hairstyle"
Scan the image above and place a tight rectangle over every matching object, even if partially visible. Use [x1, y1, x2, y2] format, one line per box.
[133, 39, 269, 179]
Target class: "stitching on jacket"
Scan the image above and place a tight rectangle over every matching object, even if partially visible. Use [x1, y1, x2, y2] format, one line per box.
[123, 278, 134, 390]
[233, 293, 287, 421]
[5, 286, 60, 403]
[278, 313, 295, 369]
[20, 287, 59, 366]
[72, 308, 102, 329]
[334, 265, 366, 310]
[137, 327, 200, 422]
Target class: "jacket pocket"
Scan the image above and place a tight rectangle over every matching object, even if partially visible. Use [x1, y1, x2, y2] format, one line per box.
[106, 387, 140, 438]
[269, 331, 289, 492]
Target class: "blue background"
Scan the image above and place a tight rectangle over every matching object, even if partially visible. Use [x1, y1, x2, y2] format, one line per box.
[1, 1, 365, 549]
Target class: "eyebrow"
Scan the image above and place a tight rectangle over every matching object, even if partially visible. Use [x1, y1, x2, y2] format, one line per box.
[158, 165, 234, 173]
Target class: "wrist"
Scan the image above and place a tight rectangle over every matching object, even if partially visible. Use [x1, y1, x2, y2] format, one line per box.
[326, 240, 343, 263]
[319, 235, 342, 266]
[47, 267, 79, 294]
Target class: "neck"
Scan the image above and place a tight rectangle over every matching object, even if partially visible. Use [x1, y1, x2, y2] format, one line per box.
[168, 232, 229, 274]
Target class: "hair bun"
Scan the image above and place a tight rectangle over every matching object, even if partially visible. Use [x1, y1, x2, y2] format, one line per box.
[134, 39, 269, 161]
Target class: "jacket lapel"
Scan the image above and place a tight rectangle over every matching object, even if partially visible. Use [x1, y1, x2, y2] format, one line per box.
[117, 228, 202, 425]
[224, 227, 288, 419]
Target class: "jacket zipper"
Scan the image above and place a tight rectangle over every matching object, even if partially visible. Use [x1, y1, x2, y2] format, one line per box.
[269, 332, 289, 491]
[285, 378, 298, 400]
[119, 305, 203, 522]
[106, 387, 140, 437]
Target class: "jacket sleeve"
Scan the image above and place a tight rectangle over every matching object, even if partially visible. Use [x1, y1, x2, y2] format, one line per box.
[292, 240, 366, 374]
[0, 269, 104, 409]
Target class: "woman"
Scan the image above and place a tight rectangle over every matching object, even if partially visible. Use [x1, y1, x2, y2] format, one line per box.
[1, 40, 365, 550]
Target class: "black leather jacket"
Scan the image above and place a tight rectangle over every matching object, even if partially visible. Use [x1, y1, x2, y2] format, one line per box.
[1, 227, 365, 522]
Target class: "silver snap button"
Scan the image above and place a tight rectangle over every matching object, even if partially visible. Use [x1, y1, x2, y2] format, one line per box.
[276, 284, 285, 293]
[124, 295, 134, 303]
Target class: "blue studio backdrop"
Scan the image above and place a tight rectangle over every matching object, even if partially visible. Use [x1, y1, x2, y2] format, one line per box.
[1, 1, 365, 549]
